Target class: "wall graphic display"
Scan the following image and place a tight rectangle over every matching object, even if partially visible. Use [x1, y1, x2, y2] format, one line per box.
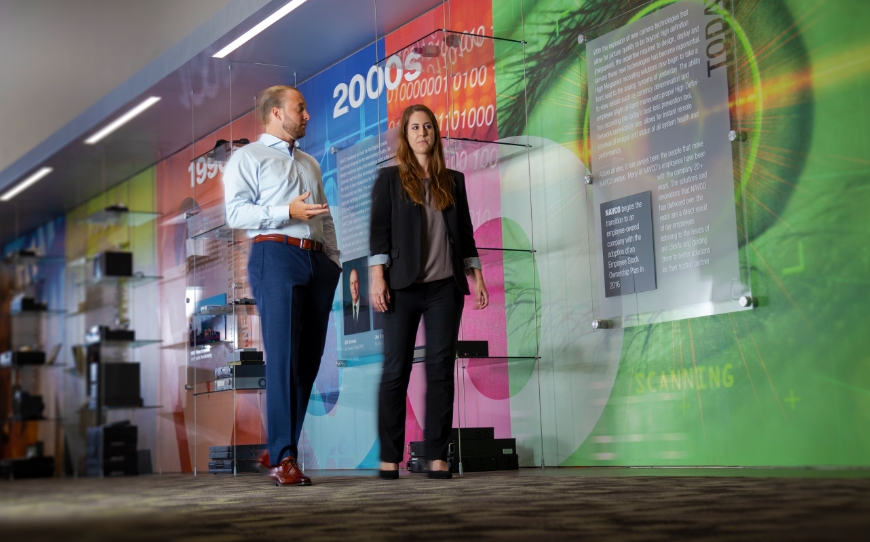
[335, 131, 397, 359]
[600, 191, 657, 296]
[587, 0, 747, 324]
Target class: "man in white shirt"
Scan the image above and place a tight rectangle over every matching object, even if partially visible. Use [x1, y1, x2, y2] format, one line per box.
[224, 85, 341, 486]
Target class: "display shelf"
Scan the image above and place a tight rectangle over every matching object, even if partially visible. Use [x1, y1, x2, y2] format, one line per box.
[191, 138, 249, 164]
[376, 136, 530, 167]
[76, 274, 163, 287]
[6, 364, 68, 370]
[78, 405, 164, 412]
[11, 309, 66, 316]
[189, 223, 232, 241]
[198, 304, 258, 316]
[78, 207, 161, 227]
[2, 253, 66, 266]
[76, 339, 162, 349]
[8, 416, 65, 423]
[193, 388, 264, 397]
[376, 28, 523, 73]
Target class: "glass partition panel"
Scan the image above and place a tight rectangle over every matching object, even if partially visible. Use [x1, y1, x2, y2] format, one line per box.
[576, 0, 753, 330]
[188, 61, 294, 475]
[373, 21, 543, 473]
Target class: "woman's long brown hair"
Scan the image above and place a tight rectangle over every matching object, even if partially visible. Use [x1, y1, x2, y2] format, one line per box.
[395, 104, 454, 211]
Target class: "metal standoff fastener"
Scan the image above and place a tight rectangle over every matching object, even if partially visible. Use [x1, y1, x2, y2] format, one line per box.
[592, 319, 611, 330]
[577, 34, 586, 44]
[739, 295, 755, 308]
[329, 146, 342, 155]
[728, 130, 748, 142]
[336, 359, 348, 368]
[184, 384, 194, 391]
[584, 174, 594, 185]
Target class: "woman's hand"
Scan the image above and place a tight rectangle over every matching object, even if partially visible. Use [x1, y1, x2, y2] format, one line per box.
[469, 268, 488, 310]
[370, 265, 391, 312]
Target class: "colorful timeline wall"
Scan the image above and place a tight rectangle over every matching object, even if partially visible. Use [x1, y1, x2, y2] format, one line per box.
[4, 0, 869, 470]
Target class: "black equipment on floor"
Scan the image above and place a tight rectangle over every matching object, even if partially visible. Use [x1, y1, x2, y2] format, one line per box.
[407, 427, 519, 473]
[86, 421, 139, 477]
[208, 444, 267, 474]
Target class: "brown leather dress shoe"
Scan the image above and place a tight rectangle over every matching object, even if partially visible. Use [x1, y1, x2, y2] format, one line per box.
[270, 456, 312, 486]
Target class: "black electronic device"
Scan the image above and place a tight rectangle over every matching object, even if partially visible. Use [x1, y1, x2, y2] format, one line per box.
[86, 325, 136, 344]
[456, 340, 489, 358]
[215, 364, 266, 391]
[215, 363, 265, 380]
[86, 421, 139, 477]
[226, 349, 264, 363]
[0, 456, 55, 480]
[88, 361, 142, 409]
[13, 388, 45, 420]
[451, 427, 495, 441]
[208, 444, 266, 460]
[0, 350, 46, 367]
[93, 251, 133, 280]
[11, 294, 48, 313]
[407, 428, 518, 474]
[407, 456, 455, 473]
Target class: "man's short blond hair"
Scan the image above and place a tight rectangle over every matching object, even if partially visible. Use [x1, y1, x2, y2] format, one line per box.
[259, 85, 298, 125]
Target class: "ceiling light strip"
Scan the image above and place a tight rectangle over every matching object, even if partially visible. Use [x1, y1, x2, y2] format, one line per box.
[84, 96, 162, 145]
[1, 167, 53, 202]
[213, 0, 308, 58]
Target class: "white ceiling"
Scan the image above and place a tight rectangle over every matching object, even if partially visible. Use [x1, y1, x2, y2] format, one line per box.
[0, 0, 243, 176]
[0, 0, 444, 243]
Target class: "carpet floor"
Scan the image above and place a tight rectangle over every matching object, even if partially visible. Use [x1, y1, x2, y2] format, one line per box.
[1, 468, 869, 541]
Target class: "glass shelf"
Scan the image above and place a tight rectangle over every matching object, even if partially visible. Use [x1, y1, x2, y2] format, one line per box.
[376, 136, 530, 167]
[189, 223, 232, 241]
[76, 339, 163, 349]
[79, 405, 164, 412]
[456, 356, 540, 368]
[77, 274, 163, 287]
[199, 304, 258, 316]
[191, 138, 249, 164]
[193, 388, 264, 397]
[7, 364, 68, 370]
[11, 309, 66, 316]
[2, 254, 66, 266]
[79, 208, 161, 227]
[476, 247, 535, 253]
[376, 28, 523, 74]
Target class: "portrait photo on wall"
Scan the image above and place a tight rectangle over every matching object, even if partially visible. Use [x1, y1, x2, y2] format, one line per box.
[342, 257, 371, 336]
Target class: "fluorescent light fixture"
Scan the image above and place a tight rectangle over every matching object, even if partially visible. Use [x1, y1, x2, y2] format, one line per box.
[1, 167, 53, 202]
[213, 0, 308, 58]
[84, 96, 162, 145]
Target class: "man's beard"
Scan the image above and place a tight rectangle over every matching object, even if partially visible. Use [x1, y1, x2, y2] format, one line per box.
[283, 118, 305, 140]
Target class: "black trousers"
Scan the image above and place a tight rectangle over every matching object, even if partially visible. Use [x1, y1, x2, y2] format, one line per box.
[378, 278, 465, 463]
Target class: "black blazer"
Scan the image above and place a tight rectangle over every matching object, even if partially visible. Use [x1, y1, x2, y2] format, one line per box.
[369, 166, 478, 294]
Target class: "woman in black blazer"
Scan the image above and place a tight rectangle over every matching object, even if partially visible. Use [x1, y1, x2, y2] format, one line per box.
[370, 104, 488, 479]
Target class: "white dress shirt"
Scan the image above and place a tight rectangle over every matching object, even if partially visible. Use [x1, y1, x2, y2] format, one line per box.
[224, 133, 340, 266]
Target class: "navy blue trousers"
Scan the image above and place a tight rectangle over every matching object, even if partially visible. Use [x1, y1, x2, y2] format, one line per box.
[247, 241, 341, 465]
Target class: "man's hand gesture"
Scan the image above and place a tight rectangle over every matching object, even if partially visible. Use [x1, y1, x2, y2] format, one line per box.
[289, 191, 329, 220]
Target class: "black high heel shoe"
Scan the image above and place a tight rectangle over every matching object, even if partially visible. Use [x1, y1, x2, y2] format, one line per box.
[427, 460, 452, 479]
[379, 469, 399, 480]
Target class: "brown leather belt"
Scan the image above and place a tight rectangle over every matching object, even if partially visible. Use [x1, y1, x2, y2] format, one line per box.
[253, 234, 323, 252]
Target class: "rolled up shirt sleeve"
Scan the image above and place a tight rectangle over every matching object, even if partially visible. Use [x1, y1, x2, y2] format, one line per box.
[464, 257, 481, 270]
[224, 151, 290, 230]
[369, 254, 390, 267]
